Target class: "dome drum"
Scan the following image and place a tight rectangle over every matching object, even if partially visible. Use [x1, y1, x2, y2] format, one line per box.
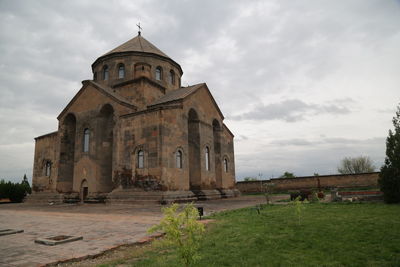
[92, 53, 181, 91]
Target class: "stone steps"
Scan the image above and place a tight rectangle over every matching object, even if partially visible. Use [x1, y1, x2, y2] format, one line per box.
[218, 189, 241, 198]
[25, 192, 64, 204]
[107, 189, 197, 204]
[26, 188, 240, 205]
[191, 189, 222, 201]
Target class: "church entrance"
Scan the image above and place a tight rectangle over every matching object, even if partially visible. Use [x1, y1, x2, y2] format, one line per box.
[80, 180, 88, 202]
[188, 109, 201, 190]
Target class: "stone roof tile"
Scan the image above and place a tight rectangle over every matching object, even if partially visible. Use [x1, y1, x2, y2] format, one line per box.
[102, 34, 170, 59]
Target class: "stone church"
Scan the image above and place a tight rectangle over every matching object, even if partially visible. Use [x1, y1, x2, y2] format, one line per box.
[31, 32, 238, 203]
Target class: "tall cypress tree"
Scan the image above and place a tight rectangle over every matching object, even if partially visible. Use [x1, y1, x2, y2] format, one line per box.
[379, 103, 400, 203]
[21, 174, 31, 194]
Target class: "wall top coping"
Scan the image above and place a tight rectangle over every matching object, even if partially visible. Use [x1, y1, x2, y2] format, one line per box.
[236, 172, 380, 184]
[34, 131, 58, 141]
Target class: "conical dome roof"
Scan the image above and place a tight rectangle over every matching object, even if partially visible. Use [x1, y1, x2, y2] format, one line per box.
[102, 34, 170, 59]
[93, 33, 182, 74]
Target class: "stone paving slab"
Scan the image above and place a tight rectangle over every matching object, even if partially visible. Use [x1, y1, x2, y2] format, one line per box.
[0, 195, 282, 266]
[0, 229, 24, 236]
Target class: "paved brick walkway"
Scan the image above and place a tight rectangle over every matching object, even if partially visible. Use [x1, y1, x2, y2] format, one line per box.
[0, 195, 282, 266]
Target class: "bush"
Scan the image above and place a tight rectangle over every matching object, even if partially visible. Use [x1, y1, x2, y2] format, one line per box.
[148, 203, 205, 266]
[290, 190, 312, 201]
[0, 178, 29, 203]
[291, 196, 308, 225]
[280, 171, 296, 178]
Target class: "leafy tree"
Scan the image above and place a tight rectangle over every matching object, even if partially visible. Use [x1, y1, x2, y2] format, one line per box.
[337, 156, 375, 174]
[244, 177, 258, 181]
[148, 203, 205, 266]
[280, 171, 295, 178]
[379, 104, 400, 203]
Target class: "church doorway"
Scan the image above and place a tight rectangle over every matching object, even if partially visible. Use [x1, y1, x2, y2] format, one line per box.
[80, 179, 88, 202]
[188, 109, 201, 190]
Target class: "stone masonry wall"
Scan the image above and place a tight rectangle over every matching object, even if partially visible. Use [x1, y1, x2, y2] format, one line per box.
[32, 132, 59, 192]
[236, 172, 380, 193]
[116, 109, 164, 190]
[57, 84, 135, 194]
[183, 86, 236, 190]
[159, 106, 191, 191]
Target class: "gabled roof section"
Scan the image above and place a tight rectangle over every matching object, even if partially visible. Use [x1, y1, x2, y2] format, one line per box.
[149, 83, 204, 106]
[35, 131, 58, 140]
[223, 123, 235, 137]
[102, 34, 170, 59]
[57, 80, 136, 120]
[148, 83, 224, 120]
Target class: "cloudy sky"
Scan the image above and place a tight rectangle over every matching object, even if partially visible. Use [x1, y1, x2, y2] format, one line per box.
[0, 0, 399, 183]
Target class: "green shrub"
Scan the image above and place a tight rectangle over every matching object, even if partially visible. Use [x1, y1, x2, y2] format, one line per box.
[148, 203, 205, 266]
[291, 196, 308, 225]
[262, 182, 275, 204]
[310, 192, 320, 203]
[0, 177, 30, 203]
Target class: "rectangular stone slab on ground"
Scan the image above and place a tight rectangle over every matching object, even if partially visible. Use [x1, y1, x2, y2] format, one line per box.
[35, 235, 83, 246]
[0, 229, 24, 236]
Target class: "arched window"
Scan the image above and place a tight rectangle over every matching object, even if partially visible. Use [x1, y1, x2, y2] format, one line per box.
[45, 161, 52, 176]
[93, 72, 97, 81]
[83, 128, 90, 152]
[118, 64, 125, 79]
[176, 150, 182, 169]
[224, 158, 228, 173]
[137, 150, 144, 169]
[205, 147, 210, 171]
[155, 66, 162, 81]
[103, 66, 109, 80]
[169, 70, 175, 84]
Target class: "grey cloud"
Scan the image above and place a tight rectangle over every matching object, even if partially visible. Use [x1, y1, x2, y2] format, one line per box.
[269, 136, 384, 147]
[377, 108, 397, 114]
[235, 135, 249, 142]
[270, 139, 314, 146]
[230, 99, 350, 122]
[236, 136, 385, 180]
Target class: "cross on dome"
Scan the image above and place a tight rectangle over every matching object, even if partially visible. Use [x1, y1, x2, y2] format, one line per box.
[136, 22, 143, 36]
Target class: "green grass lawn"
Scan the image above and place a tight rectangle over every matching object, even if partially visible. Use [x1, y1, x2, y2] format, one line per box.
[100, 203, 400, 267]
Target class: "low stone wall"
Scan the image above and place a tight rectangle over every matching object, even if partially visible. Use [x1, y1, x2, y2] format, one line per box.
[236, 172, 380, 193]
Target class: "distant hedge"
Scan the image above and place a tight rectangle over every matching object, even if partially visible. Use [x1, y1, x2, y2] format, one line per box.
[0, 177, 31, 202]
